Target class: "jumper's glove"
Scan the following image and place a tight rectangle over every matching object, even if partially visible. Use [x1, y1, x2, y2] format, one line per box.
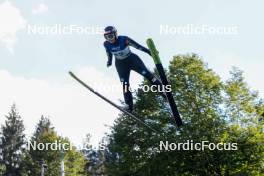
[107, 60, 112, 67]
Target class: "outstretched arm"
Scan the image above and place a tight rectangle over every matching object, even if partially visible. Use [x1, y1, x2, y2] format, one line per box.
[126, 37, 151, 55]
[104, 43, 113, 67]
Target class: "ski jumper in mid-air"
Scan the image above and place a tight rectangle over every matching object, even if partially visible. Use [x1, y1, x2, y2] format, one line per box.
[103, 26, 164, 112]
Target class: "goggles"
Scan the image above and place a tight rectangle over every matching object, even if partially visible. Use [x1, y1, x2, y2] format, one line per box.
[104, 33, 116, 40]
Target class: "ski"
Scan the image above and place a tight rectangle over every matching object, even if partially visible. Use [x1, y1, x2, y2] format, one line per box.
[69, 71, 159, 133]
[146, 38, 183, 127]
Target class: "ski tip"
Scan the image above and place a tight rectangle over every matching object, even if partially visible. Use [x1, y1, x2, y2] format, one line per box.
[69, 71, 79, 80]
[146, 38, 153, 46]
[68, 71, 74, 76]
[146, 38, 157, 52]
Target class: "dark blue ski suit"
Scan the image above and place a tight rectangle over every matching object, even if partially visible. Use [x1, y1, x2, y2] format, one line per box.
[104, 35, 162, 109]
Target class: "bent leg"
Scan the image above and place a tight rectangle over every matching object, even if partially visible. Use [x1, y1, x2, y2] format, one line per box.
[130, 54, 163, 87]
[129, 54, 167, 99]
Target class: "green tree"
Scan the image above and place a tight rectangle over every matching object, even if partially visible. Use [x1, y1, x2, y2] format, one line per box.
[224, 67, 258, 124]
[104, 54, 264, 175]
[63, 141, 87, 176]
[83, 135, 107, 175]
[22, 116, 61, 175]
[221, 67, 264, 175]
[0, 104, 26, 176]
[22, 116, 87, 176]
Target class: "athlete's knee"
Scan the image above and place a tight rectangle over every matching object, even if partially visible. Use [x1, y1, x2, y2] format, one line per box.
[147, 75, 163, 87]
[141, 70, 148, 76]
[143, 71, 159, 84]
[120, 78, 125, 83]
[140, 69, 154, 80]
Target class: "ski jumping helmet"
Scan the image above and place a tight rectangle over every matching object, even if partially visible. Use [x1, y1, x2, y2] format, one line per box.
[104, 26, 117, 43]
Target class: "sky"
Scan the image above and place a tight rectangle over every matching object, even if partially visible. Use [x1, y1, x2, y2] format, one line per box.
[0, 0, 263, 146]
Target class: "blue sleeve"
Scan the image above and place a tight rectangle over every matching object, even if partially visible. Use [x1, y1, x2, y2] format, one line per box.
[104, 42, 113, 63]
[126, 36, 151, 55]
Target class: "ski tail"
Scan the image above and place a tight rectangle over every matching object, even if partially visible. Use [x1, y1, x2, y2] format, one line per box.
[69, 71, 159, 133]
[146, 39, 183, 127]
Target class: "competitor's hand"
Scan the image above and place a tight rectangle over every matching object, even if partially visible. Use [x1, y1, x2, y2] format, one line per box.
[107, 61, 112, 67]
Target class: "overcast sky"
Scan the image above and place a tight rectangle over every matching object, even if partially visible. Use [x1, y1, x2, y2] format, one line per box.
[0, 0, 263, 146]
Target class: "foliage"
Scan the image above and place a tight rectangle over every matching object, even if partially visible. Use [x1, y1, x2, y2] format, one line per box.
[105, 54, 264, 175]
[0, 104, 26, 176]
